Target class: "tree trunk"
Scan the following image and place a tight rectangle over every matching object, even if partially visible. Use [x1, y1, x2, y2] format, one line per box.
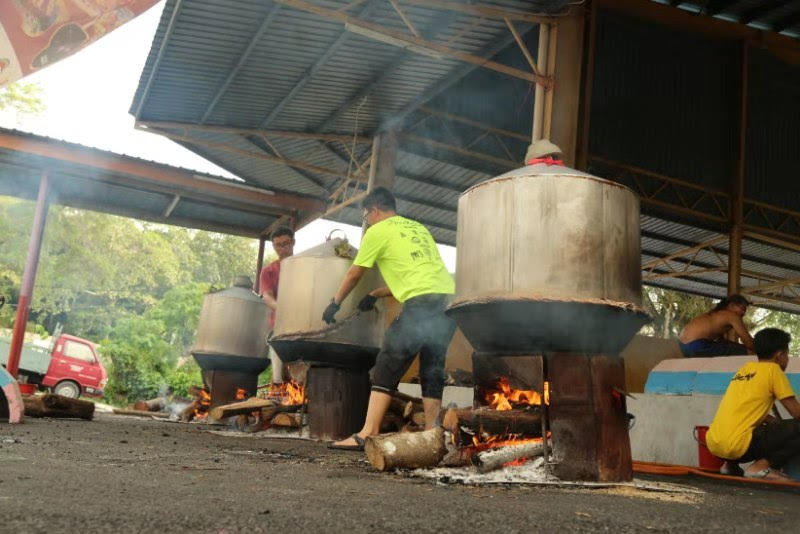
[24, 394, 94, 420]
[306, 367, 369, 441]
[364, 426, 447, 471]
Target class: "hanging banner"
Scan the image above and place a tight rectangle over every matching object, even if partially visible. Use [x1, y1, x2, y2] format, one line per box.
[0, 1, 159, 87]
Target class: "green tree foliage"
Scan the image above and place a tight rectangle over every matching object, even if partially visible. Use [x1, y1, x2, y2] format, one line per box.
[642, 286, 800, 354]
[0, 82, 45, 116]
[0, 196, 259, 404]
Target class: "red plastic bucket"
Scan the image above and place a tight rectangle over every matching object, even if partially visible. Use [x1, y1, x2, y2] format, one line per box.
[694, 425, 724, 471]
[17, 383, 36, 396]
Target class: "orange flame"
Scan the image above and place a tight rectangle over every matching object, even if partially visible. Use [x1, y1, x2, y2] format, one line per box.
[193, 388, 211, 420]
[483, 377, 549, 411]
[267, 380, 305, 406]
[235, 388, 247, 401]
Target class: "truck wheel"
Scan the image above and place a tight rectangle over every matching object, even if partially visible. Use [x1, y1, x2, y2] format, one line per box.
[54, 380, 81, 399]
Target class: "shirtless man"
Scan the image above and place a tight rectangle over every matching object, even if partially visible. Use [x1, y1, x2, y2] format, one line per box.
[678, 294, 754, 357]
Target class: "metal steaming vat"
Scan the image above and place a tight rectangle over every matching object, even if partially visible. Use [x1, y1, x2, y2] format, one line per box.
[270, 238, 383, 370]
[448, 164, 649, 354]
[191, 275, 270, 374]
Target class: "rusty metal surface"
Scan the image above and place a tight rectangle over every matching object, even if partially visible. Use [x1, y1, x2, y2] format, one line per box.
[269, 339, 378, 371]
[191, 277, 269, 366]
[273, 238, 384, 350]
[448, 299, 649, 354]
[454, 170, 643, 322]
[546, 353, 632, 482]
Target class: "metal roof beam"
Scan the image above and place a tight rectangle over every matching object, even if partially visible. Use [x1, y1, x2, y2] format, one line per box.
[274, 0, 546, 85]
[399, 0, 555, 24]
[0, 129, 323, 214]
[773, 8, 800, 32]
[315, 10, 455, 132]
[378, 25, 532, 134]
[200, 4, 282, 124]
[137, 120, 372, 144]
[740, 0, 788, 24]
[259, 1, 376, 129]
[243, 134, 331, 191]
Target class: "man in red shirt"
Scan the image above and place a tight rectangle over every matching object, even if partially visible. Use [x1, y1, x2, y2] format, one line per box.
[259, 226, 295, 385]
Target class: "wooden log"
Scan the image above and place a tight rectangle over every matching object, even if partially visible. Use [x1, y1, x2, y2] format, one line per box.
[411, 411, 427, 427]
[365, 426, 447, 471]
[133, 397, 166, 412]
[23, 394, 94, 420]
[180, 400, 199, 422]
[271, 412, 302, 428]
[209, 398, 276, 421]
[113, 408, 170, 418]
[472, 441, 544, 473]
[380, 411, 403, 433]
[442, 407, 542, 445]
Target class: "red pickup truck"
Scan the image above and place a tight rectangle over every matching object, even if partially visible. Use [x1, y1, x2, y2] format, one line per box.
[0, 332, 108, 398]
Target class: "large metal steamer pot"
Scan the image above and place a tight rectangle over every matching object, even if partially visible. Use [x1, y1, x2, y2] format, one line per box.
[191, 276, 270, 374]
[270, 238, 383, 370]
[447, 164, 649, 354]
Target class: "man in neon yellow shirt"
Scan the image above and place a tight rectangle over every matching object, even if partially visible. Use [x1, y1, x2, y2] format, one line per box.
[706, 328, 800, 481]
[323, 187, 456, 450]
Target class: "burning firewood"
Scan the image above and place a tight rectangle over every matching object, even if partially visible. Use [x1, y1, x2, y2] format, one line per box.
[442, 407, 542, 446]
[365, 426, 447, 471]
[471, 440, 544, 473]
[23, 394, 94, 420]
[209, 398, 277, 421]
[270, 412, 303, 428]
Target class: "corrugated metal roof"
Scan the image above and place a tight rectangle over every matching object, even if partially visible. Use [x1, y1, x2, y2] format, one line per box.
[129, 0, 800, 313]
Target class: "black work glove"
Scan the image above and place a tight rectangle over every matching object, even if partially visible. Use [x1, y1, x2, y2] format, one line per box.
[357, 294, 378, 312]
[322, 299, 340, 324]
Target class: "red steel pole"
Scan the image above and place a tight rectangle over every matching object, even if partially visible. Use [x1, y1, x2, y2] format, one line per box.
[254, 236, 266, 294]
[6, 171, 50, 377]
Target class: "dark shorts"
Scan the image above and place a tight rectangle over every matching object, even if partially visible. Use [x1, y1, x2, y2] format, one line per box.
[370, 294, 456, 400]
[679, 339, 748, 357]
[737, 419, 800, 468]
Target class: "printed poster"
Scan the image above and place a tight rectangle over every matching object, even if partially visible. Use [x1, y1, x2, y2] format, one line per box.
[0, 0, 159, 87]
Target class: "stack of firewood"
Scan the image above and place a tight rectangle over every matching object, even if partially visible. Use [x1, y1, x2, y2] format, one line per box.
[208, 396, 303, 431]
[380, 391, 427, 432]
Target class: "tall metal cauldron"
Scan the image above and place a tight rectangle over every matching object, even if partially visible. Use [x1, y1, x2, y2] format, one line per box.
[270, 238, 383, 370]
[191, 275, 270, 375]
[447, 164, 649, 354]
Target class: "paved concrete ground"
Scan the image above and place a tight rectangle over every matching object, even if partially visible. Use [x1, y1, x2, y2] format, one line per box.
[1, 414, 799, 533]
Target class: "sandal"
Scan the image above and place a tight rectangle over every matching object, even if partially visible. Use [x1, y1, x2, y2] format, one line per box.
[327, 434, 365, 451]
[744, 467, 792, 481]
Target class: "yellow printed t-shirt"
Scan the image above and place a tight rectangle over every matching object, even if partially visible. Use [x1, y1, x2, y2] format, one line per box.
[353, 216, 454, 303]
[706, 361, 795, 460]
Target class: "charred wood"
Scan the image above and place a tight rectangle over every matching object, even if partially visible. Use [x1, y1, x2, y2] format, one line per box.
[442, 407, 542, 445]
[23, 394, 94, 420]
[472, 441, 544, 473]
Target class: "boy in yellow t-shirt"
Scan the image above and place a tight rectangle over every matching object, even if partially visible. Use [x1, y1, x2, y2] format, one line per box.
[706, 328, 800, 481]
[323, 187, 456, 451]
